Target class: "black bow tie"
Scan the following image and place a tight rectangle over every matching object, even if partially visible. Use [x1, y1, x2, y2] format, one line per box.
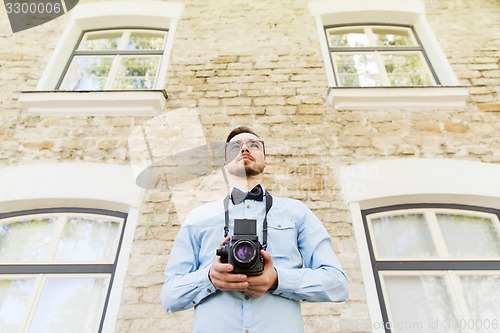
[231, 185, 264, 205]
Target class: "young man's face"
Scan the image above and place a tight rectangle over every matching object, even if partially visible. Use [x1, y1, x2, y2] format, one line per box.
[224, 132, 266, 178]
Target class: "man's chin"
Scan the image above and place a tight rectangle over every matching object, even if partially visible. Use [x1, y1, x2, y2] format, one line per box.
[228, 166, 262, 178]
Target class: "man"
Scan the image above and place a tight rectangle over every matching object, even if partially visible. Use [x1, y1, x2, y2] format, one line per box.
[161, 126, 348, 332]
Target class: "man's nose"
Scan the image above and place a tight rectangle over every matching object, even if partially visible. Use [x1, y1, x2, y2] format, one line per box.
[240, 143, 251, 152]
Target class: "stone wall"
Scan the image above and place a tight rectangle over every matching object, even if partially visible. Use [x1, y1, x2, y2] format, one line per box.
[0, 0, 498, 332]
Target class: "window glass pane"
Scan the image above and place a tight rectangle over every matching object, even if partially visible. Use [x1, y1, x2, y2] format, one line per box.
[127, 31, 166, 50]
[372, 27, 416, 46]
[78, 31, 122, 51]
[334, 53, 382, 87]
[382, 53, 432, 86]
[460, 274, 500, 327]
[0, 217, 57, 262]
[437, 214, 500, 258]
[29, 277, 109, 333]
[371, 214, 437, 258]
[112, 56, 160, 89]
[327, 27, 368, 47]
[54, 217, 121, 262]
[382, 274, 462, 333]
[0, 278, 35, 333]
[60, 56, 114, 90]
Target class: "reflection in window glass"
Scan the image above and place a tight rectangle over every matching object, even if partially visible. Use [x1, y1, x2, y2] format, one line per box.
[382, 274, 462, 333]
[460, 274, 500, 325]
[54, 217, 120, 262]
[0, 279, 35, 333]
[0, 210, 126, 333]
[438, 214, 500, 258]
[78, 31, 122, 51]
[128, 31, 166, 50]
[326, 25, 435, 87]
[327, 27, 368, 47]
[59, 57, 114, 90]
[59, 29, 168, 91]
[0, 218, 57, 262]
[371, 214, 436, 258]
[113, 56, 161, 89]
[29, 277, 109, 333]
[334, 53, 381, 87]
[383, 53, 432, 86]
[372, 27, 415, 46]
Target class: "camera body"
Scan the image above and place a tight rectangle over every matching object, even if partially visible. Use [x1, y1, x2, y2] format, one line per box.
[216, 219, 264, 276]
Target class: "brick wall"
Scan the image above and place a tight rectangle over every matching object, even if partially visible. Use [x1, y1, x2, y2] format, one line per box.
[0, 0, 498, 332]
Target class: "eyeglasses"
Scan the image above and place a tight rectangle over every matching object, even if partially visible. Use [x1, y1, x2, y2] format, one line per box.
[225, 139, 265, 161]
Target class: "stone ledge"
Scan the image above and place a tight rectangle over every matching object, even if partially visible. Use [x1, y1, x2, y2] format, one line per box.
[19, 90, 168, 116]
[327, 86, 468, 110]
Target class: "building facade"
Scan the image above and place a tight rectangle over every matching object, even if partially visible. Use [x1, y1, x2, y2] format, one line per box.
[0, 0, 499, 332]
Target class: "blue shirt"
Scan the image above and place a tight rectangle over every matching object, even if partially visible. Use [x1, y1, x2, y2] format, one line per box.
[161, 187, 348, 333]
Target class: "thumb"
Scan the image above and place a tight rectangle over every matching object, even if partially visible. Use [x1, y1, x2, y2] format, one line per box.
[260, 250, 273, 264]
[219, 236, 230, 246]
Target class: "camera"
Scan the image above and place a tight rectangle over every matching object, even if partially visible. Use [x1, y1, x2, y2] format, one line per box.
[216, 219, 264, 275]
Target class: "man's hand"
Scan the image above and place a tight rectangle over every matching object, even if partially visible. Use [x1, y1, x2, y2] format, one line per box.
[209, 237, 248, 292]
[209, 239, 278, 297]
[245, 250, 278, 297]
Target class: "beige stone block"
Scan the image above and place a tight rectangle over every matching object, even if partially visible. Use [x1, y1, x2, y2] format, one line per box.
[445, 121, 469, 133]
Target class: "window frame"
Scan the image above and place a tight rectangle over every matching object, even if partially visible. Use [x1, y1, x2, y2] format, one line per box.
[308, 0, 468, 110]
[362, 203, 500, 333]
[339, 158, 500, 333]
[0, 162, 143, 332]
[19, 1, 184, 116]
[324, 23, 439, 88]
[56, 27, 169, 91]
[0, 207, 128, 333]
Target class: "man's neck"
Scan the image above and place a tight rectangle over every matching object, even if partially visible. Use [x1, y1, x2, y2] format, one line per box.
[228, 175, 262, 191]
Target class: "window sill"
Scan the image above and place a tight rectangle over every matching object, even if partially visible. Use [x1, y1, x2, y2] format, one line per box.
[327, 86, 468, 110]
[19, 90, 168, 116]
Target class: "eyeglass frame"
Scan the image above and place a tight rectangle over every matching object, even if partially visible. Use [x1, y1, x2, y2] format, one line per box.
[224, 139, 265, 162]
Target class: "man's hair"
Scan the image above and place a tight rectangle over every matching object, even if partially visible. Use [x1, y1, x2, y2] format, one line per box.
[225, 126, 260, 143]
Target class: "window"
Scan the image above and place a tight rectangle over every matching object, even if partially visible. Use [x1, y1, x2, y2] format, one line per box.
[19, 1, 184, 115]
[364, 205, 500, 332]
[0, 162, 143, 332]
[339, 158, 500, 333]
[59, 29, 168, 91]
[326, 25, 436, 88]
[308, 0, 468, 109]
[0, 208, 127, 333]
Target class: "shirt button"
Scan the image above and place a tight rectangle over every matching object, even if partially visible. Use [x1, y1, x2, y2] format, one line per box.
[245, 330, 250, 333]
[207, 288, 212, 293]
[246, 204, 250, 209]
[245, 295, 250, 300]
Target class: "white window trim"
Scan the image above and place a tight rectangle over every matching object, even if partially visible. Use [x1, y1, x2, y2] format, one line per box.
[0, 162, 144, 333]
[308, 0, 468, 110]
[338, 158, 500, 333]
[19, 1, 184, 116]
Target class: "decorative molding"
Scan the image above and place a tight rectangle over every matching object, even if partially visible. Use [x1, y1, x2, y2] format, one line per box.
[327, 86, 468, 110]
[19, 90, 167, 116]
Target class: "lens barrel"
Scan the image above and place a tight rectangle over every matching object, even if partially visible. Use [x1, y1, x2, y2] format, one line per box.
[231, 240, 257, 267]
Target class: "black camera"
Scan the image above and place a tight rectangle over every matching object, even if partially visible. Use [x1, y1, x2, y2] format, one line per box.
[216, 219, 264, 276]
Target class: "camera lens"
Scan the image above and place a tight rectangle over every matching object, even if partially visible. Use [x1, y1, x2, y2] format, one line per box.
[232, 240, 257, 266]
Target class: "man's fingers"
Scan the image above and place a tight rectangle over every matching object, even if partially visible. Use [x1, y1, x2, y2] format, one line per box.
[219, 236, 230, 246]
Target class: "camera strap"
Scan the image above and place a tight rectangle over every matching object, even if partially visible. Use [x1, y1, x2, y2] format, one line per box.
[223, 191, 273, 250]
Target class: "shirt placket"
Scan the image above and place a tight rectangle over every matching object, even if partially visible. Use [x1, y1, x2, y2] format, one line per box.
[236, 198, 264, 333]
[242, 292, 252, 333]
